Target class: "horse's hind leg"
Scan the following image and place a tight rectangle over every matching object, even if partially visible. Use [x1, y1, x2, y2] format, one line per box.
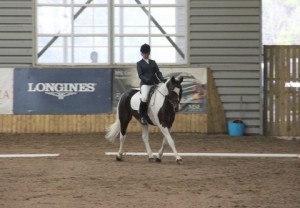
[114, 89, 137, 161]
[141, 125, 154, 162]
[116, 133, 126, 161]
[116, 113, 132, 161]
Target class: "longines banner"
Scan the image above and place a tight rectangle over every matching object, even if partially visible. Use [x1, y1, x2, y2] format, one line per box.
[113, 68, 207, 113]
[0, 68, 13, 114]
[14, 68, 112, 114]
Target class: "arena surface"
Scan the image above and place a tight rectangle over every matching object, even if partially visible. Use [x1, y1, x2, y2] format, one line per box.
[0, 133, 299, 208]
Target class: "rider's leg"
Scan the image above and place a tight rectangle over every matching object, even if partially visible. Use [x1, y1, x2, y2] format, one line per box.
[139, 85, 152, 125]
[139, 101, 148, 125]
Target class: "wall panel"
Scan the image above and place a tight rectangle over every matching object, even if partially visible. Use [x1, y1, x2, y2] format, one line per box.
[0, 0, 33, 67]
[189, 0, 262, 134]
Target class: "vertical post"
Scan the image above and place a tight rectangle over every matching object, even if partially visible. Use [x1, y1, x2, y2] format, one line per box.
[108, 0, 114, 64]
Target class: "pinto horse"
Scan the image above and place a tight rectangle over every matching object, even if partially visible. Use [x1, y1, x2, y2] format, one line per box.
[105, 76, 184, 164]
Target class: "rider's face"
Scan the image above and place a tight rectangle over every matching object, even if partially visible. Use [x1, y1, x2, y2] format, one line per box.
[141, 52, 150, 59]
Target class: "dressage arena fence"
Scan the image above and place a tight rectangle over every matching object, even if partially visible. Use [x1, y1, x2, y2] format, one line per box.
[0, 114, 207, 133]
[264, 45, 300, 136]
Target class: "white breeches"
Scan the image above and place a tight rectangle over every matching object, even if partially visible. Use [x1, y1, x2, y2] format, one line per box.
[140, 85, 153, 102]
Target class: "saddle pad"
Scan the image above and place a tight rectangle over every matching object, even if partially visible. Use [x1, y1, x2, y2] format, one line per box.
[130, 91, 141, 111]
[130, 85, 157, 111]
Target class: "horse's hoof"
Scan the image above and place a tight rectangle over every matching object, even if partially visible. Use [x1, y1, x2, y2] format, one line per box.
[155, 157, 162, 163]
[116, 155, 123, 161]
[176, 159, 183, 165]
[148, 157, 155, 162]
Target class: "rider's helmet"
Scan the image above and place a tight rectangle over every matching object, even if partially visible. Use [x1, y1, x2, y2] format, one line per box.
[140, 44, 151, 54]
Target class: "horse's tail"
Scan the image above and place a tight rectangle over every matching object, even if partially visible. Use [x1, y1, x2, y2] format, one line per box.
[105, 103, 121, 143]
[105, 89, 136, 142]
[105, 119, 120, 142]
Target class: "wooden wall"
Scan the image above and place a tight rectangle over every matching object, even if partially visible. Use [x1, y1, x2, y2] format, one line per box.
[264, 46, 300, 136]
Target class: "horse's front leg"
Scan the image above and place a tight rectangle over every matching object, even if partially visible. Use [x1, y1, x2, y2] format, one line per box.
[159, 126, 182, 164]
[116, 133, 126, 161]
[156, 137, 168, 163]
[141, 125, 154, 162]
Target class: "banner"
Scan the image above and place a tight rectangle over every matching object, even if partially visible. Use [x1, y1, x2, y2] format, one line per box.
[14, 68, 112, 114]
[113, 68, 207, 113]
[0, 68, 13, 114]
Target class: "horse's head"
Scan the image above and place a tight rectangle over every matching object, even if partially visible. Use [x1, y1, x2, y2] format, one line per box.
[164, 76, 184, 112]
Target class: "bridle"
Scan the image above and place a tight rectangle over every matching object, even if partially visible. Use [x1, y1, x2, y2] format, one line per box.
[155, 86, 181, 112]
[166, 92, 181, 112]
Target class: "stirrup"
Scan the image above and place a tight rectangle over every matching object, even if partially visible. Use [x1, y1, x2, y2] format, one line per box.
[139, 117, 148, 125]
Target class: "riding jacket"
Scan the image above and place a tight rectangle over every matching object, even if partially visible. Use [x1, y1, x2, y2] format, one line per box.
[137, 59, 165, 85]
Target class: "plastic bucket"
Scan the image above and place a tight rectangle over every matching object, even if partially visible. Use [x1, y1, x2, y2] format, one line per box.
[228, 120, 245, 136]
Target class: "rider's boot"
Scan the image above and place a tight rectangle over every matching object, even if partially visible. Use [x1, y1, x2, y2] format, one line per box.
[139, 101, 148, 125]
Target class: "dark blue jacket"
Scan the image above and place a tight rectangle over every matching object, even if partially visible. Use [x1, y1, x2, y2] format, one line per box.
[137, 59, 164, 85]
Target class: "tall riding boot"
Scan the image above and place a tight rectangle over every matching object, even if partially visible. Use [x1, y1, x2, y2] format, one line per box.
[139, 101, 148, 125]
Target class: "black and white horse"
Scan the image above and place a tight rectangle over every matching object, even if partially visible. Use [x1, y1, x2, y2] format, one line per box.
[105, 76, 184, 164]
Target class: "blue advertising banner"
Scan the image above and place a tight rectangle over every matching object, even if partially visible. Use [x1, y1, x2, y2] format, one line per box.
[14, 68, 112, 114]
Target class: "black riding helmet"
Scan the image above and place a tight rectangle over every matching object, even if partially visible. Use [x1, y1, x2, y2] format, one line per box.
[140, 44, 151, 53]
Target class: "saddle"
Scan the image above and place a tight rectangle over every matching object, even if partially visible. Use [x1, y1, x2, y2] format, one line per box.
[130, 84, 158, 113]
[145, 85, 158, 107]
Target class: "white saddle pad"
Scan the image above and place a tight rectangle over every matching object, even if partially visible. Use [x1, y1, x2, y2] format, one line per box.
[130, 91, 141, 111]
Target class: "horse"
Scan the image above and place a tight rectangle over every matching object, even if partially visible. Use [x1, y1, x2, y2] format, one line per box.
[105, 76, 184, 164]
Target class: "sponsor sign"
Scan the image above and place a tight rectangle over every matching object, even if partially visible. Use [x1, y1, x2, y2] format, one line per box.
[0, 68, 13, 114]
[14, 68, 112, 114]
[113, 68, 207, 113]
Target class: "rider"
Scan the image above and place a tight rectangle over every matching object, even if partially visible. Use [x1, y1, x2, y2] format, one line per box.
[137, 43, 165, 125]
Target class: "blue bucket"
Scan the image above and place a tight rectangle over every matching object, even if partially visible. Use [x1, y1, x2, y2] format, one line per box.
[228, 120, 245, 136]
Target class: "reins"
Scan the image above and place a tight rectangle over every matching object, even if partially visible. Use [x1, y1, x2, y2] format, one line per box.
[154, 86, 180, 111]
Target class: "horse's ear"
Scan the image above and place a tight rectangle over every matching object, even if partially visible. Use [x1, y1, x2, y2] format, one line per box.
[178, 76, 183, 83]
[171, 76, 175, 83]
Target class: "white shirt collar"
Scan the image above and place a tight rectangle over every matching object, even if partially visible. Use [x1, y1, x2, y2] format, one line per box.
[143, 58, 149, 64]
